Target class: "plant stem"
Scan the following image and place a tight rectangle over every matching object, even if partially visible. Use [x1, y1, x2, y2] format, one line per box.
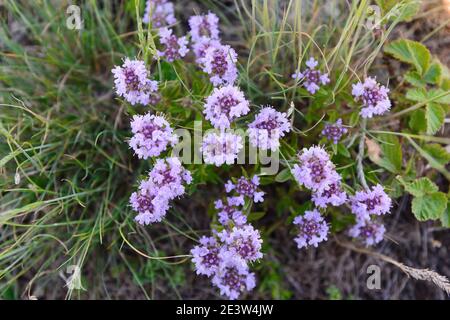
[357, 118, 369, 190]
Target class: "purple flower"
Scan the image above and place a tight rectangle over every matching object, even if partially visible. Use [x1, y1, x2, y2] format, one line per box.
[211, 251, 256, 300]
[292, 146, 340, 193]
[189, 12, 220, 43]
[143, 1, 176, 28]
[201, 132, 243, 166]
[191, 236, 222, 276]
[148, 157, 192, 200]
[350, 184, 392, 220]
[200, 44, 238, 86]
[225, 176, 264, 203]
[215, 196, 247, 226]
[218, 225, 263, 262]
[322, 119, 348, 144]
[349, 218, 385, 246]
[203, 86, 250, 129]
[352, 77, 391, 118]
[311, 181, 347, 208]
[112, 58, 158, 105]
[192, 37, 221, 64]
[128, 113, 178, 159]
[292, 57, 330, 94]
[130, 179, 170, 225]
[247, 106, 291, 151]
[157, 28, 189, 62]
[293, 209, 329, 249]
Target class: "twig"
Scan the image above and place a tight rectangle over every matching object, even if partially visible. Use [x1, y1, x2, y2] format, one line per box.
[356, 118, 369, 189]
[337, 239, 450, 295]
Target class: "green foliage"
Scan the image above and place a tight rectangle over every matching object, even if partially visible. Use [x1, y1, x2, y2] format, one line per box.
[385, 39, 430, 75]
[398, 177, 448, 222]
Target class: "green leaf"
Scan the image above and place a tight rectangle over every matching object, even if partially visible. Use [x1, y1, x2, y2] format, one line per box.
[399, 177, 438, 197]
[247, 211, 266, 222]
[423, 63, 442, 84]
[404, 71, 426, 87]
[337, 143, 351, 158]
[408, 109, 427, 132]
[412, 192, 447, 221]
[275, 168, 292, 183]
[385, 39, 430, 75]
[406, 88, 450, 104]
[425, 103, 445, 135]
[375, 0, 420, 22]
[377, 134, 402, 173]
[441, 200, 450, 228]
[423, 144, 450, 166]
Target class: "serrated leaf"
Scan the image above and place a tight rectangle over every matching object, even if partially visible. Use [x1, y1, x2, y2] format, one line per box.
[275, 168, 291, 183]
[398, 176, 438, 197]
[385, 39, 430, 74]
[423, 63, 442, 84]
[426, 102, 445, 135]
[412, 192, 447, 221]
[406, 88, 450, 104]
[423, 143, 450, 166]
[375, 0, 420, 22]
[408, 109, 427, 132]
[404, 71, 426, 87]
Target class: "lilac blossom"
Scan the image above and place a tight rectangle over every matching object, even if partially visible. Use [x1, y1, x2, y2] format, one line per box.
[191, 236, 222, 276]
[349, 218, 385, 246]
[352, 77, 391, 118]
[130, 179, 170, 225]
[211, 251, 256, 300]
[311, 181, 347, 208]
[189, 12, 220, 43]
[322, 119, 348, 144]
[247, 106, 291, 151]
[203, 86, 250, 129]
[157, 28, 189, 62]
[200, 44, 238, 86]
[148, 157, 192, 200]
[128, 113, 178, 159]
[112, 58, 158, 105]
[201, 132, 243, 166]
[292, 146, 340, 193]
[350, 184, 392, 220]
[293, 209, 329, 249]
[218, 225, 263, 262]
[225, 176, 264, 203]
[292, 57, 330, 94]
[215, 196, 247, 226]
[143, 0, 176, 28]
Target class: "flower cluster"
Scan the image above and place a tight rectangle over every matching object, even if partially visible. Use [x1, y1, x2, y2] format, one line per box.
[291, 146, 346, 249]
[191, 177, 265, 299]
[112, 58, 158, 105]
[201, 132, 243, 166]
[348, 184, 391, 246]
[157, 27, 189, 62]
[200, 44, 238, 86]
[203, 86, 250, 130]
[247, 106, 291, 151]
[215, 196, 247, 226]
[189, 12, 220, 43]
[292, 146, 341, 193]
[348, 218, 386, 247]
[128, 113, 178, 159]
[352, 77, 391, 118]
[322, 119, 348, 144]
[350, 184, 392, 221]
[143, 0, 176, 28]
[225, 175, 265, 203]
[192, 38, 221, 64]
[130, 157, 192, 225]
[293, 209, 329, 249]
[292, 57, 330, 94]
